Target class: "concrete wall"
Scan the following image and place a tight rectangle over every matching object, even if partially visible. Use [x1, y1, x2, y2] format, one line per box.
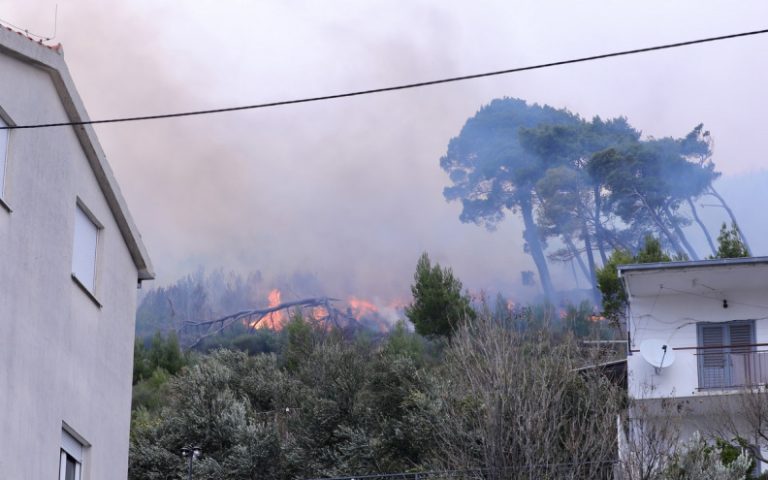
[0, 47, 139, 479]
[628, 287, 768, 400]
[626, 404, 768, 475]
[626, 270, 768, 474]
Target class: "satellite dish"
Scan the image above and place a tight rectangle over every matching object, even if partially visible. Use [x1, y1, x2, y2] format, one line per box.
[640, 339, 676, 374]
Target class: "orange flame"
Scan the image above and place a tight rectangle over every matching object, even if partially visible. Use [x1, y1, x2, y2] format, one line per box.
[311, 306, 329, 321]
[347, 297, 378, 320]
[251, 289, 287, 330]
[240, 290, 399, 333]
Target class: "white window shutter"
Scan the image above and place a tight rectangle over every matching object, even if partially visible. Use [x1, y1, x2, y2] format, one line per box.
[61, 429, 83, 462]
[72, 205, 98, 291]
[0, 116, 7, 196]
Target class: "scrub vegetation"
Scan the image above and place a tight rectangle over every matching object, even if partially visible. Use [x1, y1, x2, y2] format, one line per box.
[129, 98, 754, 479]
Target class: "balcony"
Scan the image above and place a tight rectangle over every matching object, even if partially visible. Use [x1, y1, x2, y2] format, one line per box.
[698, 349, 768, 390]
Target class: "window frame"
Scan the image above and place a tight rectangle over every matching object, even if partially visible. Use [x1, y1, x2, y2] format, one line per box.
[0, 107, 15, 212]
[71, 199, 103, 306]
[59, 450, 81, 480]
[697, 320, 756, 389]
[59, 428, 85, 480]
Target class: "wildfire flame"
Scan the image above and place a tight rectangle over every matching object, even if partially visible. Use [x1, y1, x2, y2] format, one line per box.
[347, 297, 378, 320]
[311, 306, 329, 321]
[243, 289, 395, 333]
[251, 288, 287, 330]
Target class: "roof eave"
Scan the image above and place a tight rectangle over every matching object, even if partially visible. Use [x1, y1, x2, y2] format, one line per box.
[0, 28, 155, 281]
[618, 256, 768, 276]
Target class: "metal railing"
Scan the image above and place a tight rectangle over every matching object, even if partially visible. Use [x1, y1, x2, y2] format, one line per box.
[698, 349, 768, 389]
[304, 462, 617, 480]
[305, 471, 484, 480]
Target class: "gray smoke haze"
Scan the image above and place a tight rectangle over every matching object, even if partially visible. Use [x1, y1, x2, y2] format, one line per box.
[3, 1, 768, 304]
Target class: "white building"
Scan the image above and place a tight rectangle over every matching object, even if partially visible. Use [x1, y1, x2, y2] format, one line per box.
[0, 27, 153, 479]
[621, 257, 768, 473]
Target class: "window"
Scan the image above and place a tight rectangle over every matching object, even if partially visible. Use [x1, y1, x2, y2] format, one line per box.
[59, 429, 83, 480]
[697, 320, 756, 389]
[72, 202, 100, 293]
[0, 115, 8, 199]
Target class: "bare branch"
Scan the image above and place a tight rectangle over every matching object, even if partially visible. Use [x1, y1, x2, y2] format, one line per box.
[179, 297, 355, 349]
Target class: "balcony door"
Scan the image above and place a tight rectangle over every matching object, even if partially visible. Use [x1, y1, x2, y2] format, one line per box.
[697, 320, 755, 389]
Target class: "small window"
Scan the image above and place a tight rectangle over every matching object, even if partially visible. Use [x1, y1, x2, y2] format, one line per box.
[0, 116, 8, 198]
[60, 429, 83, 480]
[72, 203, 100, 293]
[697, 320, 756, 389]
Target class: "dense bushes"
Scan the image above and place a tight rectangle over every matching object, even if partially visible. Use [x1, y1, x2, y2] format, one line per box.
[129, 311, 624, 479]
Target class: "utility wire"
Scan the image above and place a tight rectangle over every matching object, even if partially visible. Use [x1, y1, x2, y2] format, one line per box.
[3, 27, 768, 130]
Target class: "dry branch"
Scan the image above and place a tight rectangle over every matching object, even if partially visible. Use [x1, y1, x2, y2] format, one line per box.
[179, 297, 360, 349]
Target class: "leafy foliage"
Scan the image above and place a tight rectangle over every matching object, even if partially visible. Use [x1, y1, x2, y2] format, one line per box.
[711, 222, 750, 259]
[595, 236, 672, 325]
[404, 253, 476, 339]
[129, 322, 436, 479]
[132, 331, 190, 412]
[662, 432, 752, 480]
[134, 331, 186, 384]
[595, 249, 634, 326]
[441, 98, 737, 299]
[130, 298, 628, 479]
[440, 98, 586, 299]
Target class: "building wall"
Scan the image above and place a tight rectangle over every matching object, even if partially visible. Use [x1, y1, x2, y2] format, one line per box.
[0, 49, 139, 479]
[628, 287, 768, 400]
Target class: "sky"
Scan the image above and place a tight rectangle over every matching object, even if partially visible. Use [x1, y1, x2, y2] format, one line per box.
[2, 1, 768, 305]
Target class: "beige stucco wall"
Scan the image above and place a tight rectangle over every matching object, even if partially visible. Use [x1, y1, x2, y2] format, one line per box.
[0, 47, 139, 479]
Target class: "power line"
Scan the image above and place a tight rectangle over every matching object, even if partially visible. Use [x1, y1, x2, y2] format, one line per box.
[4, 27, 768, 130]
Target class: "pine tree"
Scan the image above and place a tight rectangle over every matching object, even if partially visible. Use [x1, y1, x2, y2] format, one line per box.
[596, 236, 672, 326]
[711, 222, 750, 259]
[405, 253, 475, 339]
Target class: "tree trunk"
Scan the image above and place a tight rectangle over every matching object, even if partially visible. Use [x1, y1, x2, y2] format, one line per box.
[520, 195, 555, 301]
[708, 186, 752, 255]
[593, 185, 609, 265]
[579, 216, 600, 304]
[602, 228, 632, 252]
[662, 203, 699, 260]
[635, 191, 686, 257]
[563, 236, 590, 281]
[687, 197, 716, 256]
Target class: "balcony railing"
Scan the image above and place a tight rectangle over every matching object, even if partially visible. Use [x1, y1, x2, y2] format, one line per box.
[698, 349, 768, 389]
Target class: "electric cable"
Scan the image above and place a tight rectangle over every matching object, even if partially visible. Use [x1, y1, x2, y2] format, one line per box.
[2, 27, 767, 130]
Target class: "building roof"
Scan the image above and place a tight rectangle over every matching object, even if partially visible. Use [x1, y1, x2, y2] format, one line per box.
[619, 256, 768, 273]
[0, 27, 154, 281]
[618, 256, 768, 299]
[0, 25, 63, 53]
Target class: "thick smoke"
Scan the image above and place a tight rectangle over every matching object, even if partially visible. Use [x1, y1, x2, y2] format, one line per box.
[4, 1, 768, 307]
